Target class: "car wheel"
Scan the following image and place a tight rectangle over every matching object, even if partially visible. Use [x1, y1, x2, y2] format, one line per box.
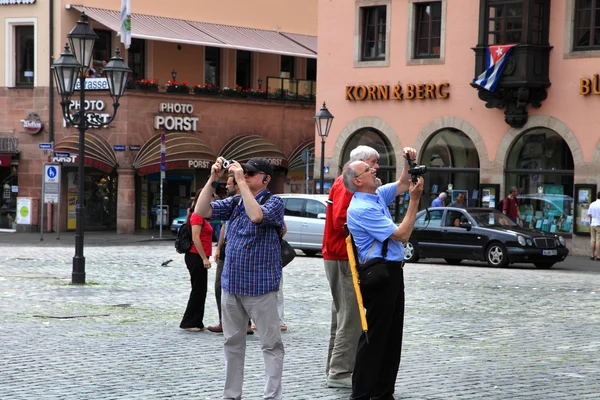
[302, 250, 318, 257]
[444, 258, 463, 265]
[534, 262, 555, 269]
[403, 241, 420, 263]
[486, 242, 509, 267]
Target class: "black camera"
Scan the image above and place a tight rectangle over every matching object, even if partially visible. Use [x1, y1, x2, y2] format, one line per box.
[406, 153, 427, 184]
[221, 159, 232, 168]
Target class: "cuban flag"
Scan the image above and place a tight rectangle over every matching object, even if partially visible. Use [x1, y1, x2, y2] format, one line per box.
[472, 44, 516, 92]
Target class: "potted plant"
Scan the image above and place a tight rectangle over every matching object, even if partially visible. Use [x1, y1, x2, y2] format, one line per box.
[166, 80, 190, 94]
[245, 88, 267, 99]
[133, 78, 159, 92]
[193, 83, 221, 95]
[222, 85, 245, 97]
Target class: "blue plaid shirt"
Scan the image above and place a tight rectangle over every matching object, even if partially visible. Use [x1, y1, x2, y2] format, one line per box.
[211, 189, 284, 296]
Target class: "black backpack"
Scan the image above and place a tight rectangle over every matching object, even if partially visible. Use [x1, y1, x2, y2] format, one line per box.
[174, 222, 193, 254]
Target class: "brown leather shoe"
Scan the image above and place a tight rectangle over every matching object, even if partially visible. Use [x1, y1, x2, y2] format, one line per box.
[207, 324, 223, 333]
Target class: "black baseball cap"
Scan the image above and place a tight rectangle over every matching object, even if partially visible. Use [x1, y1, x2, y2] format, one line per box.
[242, 157, 273, 176]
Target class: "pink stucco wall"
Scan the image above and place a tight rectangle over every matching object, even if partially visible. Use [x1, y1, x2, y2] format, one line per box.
[317, 1, 600, 163]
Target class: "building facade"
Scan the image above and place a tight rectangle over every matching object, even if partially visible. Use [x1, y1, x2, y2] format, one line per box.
[317, 0, 600, 255]
[0, 0, 318, 233]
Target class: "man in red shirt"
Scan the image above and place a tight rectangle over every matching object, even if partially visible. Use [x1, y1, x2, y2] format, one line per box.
[322, 145, 380, 388]
[502, 186, 523, 226]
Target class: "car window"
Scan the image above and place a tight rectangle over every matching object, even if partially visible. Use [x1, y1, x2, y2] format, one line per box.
[445, 210, 468, 227]
[284, 198, 304, 217]
[470, 210, 516, 227]
[414, 210, 443, 228]
[305, 200, 326, 218]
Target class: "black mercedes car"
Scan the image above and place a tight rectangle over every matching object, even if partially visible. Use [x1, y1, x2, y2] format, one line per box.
[403, 207, 569, 269]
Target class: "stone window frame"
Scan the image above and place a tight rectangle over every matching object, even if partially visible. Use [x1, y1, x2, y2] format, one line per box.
[564, 0, 600, 59]
[406, 0, 447, 66]
[4, 17, 37, 88]
[354, 0, 392, 68]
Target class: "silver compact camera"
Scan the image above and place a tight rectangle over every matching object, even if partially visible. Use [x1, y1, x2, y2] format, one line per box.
[222, 159, 232, 168]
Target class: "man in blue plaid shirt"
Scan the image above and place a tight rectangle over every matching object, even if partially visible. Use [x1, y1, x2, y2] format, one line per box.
[195, 156, 285, 400]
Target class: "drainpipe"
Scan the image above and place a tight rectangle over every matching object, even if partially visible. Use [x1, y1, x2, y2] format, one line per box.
[49, 0, 54, 144]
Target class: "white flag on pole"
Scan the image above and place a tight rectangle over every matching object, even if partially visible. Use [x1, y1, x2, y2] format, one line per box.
[119, 0, 131, 49]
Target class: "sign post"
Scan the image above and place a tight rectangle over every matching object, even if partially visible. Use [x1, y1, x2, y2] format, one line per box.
[159, 132, 166, 238]
[40, 163, 61, 241]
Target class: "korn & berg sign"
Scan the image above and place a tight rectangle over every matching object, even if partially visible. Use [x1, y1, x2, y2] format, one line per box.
[154, 103, 199, 132]
[580, 75, 600, 96]
[346, 83, 450, 101]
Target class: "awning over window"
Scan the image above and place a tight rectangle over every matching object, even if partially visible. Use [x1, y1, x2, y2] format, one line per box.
[133, 133, 215, 176]
[287, 139, 315, 171]
[54, 132, 118, 173]
[220, 135, 288, 170]
[69, 5, 317, 58]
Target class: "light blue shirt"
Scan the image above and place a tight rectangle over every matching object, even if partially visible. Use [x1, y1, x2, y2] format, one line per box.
[431, 197, 444, 207]
[347, 183, 405, 263]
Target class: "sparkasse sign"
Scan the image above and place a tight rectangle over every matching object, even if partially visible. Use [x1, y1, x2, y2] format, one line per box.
[74, 77, 109, 91]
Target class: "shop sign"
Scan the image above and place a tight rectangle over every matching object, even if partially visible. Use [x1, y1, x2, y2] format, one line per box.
[154, 103, 199, 132]
[1, 0, 36, 4]
[188, 159, 211, 168]
[0, 137, 18, 153]
[265, 158, 284, 166]
[52, 154, 79, 163]
[345, 83, 450, 101]
[114, 145, 126, 151]
[580, 75, 600, 95]
[20, 112, 44, 135]
[63, 100, 111, 128]
[129, 145, 141, 151]
[74, 77, 109, 91]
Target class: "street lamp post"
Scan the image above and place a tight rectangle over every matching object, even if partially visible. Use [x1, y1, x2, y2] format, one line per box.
[52, 13, 130, 284]
[314, 102, 334, 194]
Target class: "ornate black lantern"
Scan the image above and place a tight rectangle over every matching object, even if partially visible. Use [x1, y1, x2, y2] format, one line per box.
[67, 13, 98, 70]
[51, 43, 81, 104]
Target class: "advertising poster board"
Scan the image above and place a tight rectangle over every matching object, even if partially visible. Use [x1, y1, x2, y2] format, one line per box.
[67, 172, 78, 230]
[574, 184, 596, 236]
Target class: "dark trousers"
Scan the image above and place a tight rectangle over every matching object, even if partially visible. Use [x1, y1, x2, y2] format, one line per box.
[351, 263, 405, 400]
[180, 252, 208, 329]
[215, 258, 224, 323]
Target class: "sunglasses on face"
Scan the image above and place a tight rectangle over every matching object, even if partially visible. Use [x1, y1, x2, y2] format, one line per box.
[355, 165, 371, 179]
[244, 170, 262, 177]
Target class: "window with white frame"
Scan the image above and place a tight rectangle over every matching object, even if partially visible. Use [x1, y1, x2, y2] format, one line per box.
[5, 18, 37, 87]
[407, 0, 446, 65]
[354, 0, 391, 68]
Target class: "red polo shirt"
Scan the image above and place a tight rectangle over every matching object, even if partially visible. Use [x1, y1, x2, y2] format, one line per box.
[322, 175, 353, 260]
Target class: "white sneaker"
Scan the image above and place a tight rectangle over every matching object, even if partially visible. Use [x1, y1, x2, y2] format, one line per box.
[326, 376, 352, 388]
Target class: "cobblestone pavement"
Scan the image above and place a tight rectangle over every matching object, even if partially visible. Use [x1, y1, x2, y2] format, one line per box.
[1, 241, 599, 400]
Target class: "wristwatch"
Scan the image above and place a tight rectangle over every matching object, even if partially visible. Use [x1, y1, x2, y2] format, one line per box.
[211, 181, 219, 189]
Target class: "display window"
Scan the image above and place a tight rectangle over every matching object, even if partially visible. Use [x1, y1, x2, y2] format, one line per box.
[1, 165, 18, 230]
[504, 128, 574, 234]
[419, 128, 480, 210]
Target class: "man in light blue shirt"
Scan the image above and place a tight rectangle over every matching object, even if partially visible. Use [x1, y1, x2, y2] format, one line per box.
[431, 192, 446, 207]
[343, 148, 423, 400]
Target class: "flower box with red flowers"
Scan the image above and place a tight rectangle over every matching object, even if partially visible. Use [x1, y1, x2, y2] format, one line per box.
[193, 83, 221, 95]
[133, 78, 159, 92]
[166, 80, 190, 94]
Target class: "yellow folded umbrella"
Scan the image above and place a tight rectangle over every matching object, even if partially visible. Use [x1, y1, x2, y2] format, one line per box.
[346, 232, 369, 343]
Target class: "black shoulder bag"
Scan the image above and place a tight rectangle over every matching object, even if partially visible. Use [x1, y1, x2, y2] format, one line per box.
[350, 231, 390, 289]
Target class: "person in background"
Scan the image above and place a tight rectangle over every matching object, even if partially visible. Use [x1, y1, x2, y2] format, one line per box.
[208, 175, 254, 335]
[501, 186, 523, 226]
[322, 145, 380, 389]
[431, 192, 447, 207]
[586, 192, 600, 260]
[448, 193, 466, 208]
[180, 191, 213, 332]
[195, 157, 285, 400]
[343, 147, 423, 400]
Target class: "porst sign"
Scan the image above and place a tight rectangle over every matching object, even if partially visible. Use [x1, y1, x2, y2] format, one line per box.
[154, 103, 199, 132]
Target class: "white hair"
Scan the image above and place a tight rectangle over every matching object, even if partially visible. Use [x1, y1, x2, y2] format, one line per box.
[349, 146, 379, 162]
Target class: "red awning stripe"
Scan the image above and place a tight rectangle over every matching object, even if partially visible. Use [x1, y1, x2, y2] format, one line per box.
[132, 133, 215, 175]
[287, 139, 315, 171]
[219, 135, 288, 169]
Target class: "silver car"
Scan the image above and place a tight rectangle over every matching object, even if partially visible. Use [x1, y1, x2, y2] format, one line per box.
[278, 194, 328, 257]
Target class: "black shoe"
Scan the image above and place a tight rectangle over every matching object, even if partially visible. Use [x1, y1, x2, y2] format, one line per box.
[247, 326, 254, 335]
[591, 256, 596, 261]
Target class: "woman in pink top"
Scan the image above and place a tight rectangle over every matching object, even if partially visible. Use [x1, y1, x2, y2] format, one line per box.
[180, 190, 213, 331]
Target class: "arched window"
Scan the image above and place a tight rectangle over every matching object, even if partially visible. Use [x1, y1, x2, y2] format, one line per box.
[420, 128, 480, 209]
[505, 128, 574, 234]
[341, 128, 396, 185]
